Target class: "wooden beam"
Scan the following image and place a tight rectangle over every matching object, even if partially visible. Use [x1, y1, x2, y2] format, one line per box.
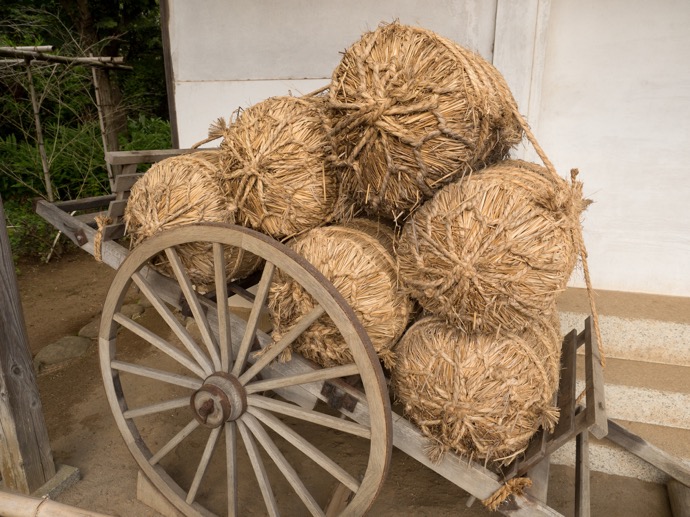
[606, 420, 690, 487]
[105, 149, 198, 166]
[668, 479, 690, 517]
[575, 427, 590, 517]
[0, 197, 56, 493]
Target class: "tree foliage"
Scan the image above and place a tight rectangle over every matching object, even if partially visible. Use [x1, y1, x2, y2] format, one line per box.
[0, 1, 170, 204]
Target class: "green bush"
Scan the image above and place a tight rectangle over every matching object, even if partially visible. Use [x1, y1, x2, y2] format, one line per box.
[120, 114, 172, 151]
[2, 198, 64, 262]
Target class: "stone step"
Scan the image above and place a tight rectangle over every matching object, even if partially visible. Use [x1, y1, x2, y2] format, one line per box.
[557, 287, 690, 367]
[573, 356, 690, 430]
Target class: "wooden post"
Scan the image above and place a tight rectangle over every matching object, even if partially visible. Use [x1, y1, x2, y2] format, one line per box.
[0, 196, 56, 493]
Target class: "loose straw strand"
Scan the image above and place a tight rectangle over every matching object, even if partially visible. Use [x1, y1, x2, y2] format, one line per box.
[481, 477, 533, 511]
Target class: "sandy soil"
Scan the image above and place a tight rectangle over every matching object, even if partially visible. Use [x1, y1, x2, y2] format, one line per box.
[15, 250, 672, 517]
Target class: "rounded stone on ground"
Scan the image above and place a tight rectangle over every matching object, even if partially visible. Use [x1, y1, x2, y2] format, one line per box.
[78, 317, 101, 339]
[34, 335, 92, 372]
[120, 303, 145, 319]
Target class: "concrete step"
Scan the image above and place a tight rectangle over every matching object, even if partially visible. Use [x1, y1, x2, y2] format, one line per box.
[554, 288, 690, 484]
[557, 287, 690, 367]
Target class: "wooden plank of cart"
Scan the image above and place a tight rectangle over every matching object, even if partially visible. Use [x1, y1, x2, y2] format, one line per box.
[35, 148, 608, 517]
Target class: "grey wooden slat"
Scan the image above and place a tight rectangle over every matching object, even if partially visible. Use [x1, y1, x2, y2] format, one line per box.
[575, 422, 590, 517]
[606, 420, 690, 487]
[52, 194, 116, 211]
[107, 199, 127, 219]
[552, 329, 578, 441]
[105, 148, 198, 165]
[584, 317, 608, 438]
[668, 479, 690, 517]
[113, 173, 144, 193]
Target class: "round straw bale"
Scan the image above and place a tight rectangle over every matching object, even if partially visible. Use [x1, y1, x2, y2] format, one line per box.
[397, 159, 588, 333]
[124, 151, 262, 292]
[267, 220, 412, 369]
[391, 314, 561, 465]
[219, 95, 338, 239]
[327, 22, 523, 219]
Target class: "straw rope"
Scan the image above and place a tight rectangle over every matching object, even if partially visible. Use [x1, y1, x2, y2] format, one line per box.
[397, 160, 586, 334]
[327, 22, 523, 220]
[392, 316, 560, 466]
[510, 104, 605, 366]
[481, 477, 533, 511]
[93, 215, 112, 263]
[268, 221, 412, 369]
[219, 95, 338, 239]
[124, 151, 262, 291]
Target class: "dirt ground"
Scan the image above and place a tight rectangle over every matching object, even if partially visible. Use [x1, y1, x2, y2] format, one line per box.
[15, 250, 673, 517]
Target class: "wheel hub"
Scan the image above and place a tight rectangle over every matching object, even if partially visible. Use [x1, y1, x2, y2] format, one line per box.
[190, 372, 247, 428]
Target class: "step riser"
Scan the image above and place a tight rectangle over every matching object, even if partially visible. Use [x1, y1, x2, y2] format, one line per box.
[560, 311, 690, 367]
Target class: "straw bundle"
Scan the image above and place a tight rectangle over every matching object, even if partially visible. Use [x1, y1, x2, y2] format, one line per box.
[391, 314, 561, 465]
[268, 220, 412, 368]
[219, 95, 338, 239]
[397, 159, 589, 333]
[124, 151, 262, 292]
[327, 22, 523, 219]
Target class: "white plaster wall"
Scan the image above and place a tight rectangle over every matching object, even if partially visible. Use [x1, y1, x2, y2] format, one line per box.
[167, 0, 498, 146]
[167, 0, 690, 296]
[537, 0, 690, 296]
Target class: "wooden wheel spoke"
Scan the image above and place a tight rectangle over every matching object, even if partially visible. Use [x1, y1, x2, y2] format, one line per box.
[111, 360, 202, 390]
[242, 413, 325, 516]
[123, 397, 190, 420]
[165, 246, 222, 370]
[245, 363, 360, 395]
[226, 422, 238, 517]
[248, 406, 361, 493]
[239, 305, 326, 385]
[186, 426, 222, 504]
[248, 395, 370, 439]
[231, 262, 275, 377]
[132, 272, 214, 375]
[149, 419, 200, 466]
[213, 243, 232, 372]
[113, 312, 206, 378]
[237, 419, 279, 517]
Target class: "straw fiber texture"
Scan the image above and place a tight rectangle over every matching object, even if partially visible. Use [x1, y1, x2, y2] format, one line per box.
[397, 159, 588, 333]
[391, 314, 561, 466]
[327, 22, 523, 220]
[219, 95, 338, 239]
[124, 151, 262, 292]
[268, 220, 412, 369]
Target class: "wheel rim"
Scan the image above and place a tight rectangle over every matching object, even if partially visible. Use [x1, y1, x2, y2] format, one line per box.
[99, 223, 392, 516]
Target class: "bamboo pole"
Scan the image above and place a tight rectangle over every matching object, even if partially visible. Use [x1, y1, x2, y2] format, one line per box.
[0, 48, 131, 70]
[0, 490, 112, 517]
[25, 60, 54, 202]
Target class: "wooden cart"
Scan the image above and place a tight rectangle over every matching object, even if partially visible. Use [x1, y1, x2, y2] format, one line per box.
[35, 149, 607, 517]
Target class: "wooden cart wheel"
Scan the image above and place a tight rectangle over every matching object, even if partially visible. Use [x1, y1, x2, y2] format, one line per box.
[99, 223, 392, 517]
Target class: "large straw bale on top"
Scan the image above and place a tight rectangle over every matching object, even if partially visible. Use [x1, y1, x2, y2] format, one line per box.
[328, 22, 523, 219]
[124, 151, 262, 292]
[219, 95, 338, 239]
[268, 220, 412, 369]
[397, 159, 588, 333]
[391, 314, 561, 466]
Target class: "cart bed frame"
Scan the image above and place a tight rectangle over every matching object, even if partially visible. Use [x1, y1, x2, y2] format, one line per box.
[35, 149, 608, 517]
